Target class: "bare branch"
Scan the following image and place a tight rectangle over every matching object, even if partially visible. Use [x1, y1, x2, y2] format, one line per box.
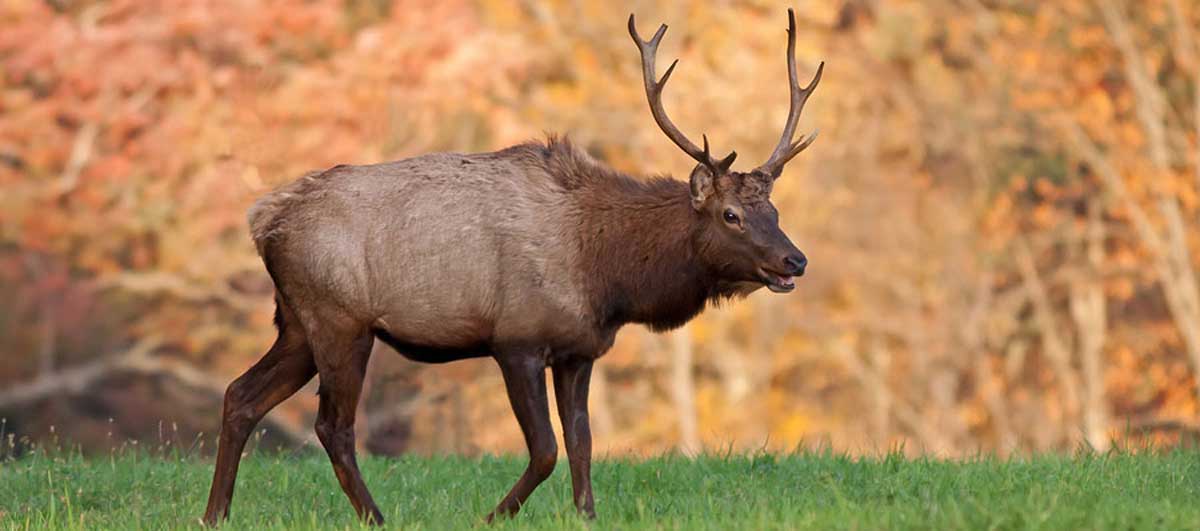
[51, 121, 98, 196]
[0, 338, 162, 410]
[0, 338, 311, 446]
[1097, 0, 1171, 169]
[96, 271, 264, 313]
[1014, 238, 1081, 424]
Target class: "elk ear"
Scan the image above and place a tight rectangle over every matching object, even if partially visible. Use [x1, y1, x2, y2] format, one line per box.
[688, 164, 716, 210]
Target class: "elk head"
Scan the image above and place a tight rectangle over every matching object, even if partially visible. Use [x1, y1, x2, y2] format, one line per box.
[629, 8, 822, 293]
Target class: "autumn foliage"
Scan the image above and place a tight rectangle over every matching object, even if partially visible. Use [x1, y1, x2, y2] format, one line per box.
[3, 0, 1200, 456]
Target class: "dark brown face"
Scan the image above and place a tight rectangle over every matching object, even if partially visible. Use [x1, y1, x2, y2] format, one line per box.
[689, 166, 807, 293]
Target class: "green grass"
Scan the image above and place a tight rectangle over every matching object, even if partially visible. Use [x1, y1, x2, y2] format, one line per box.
[2, 449, 1199, 530]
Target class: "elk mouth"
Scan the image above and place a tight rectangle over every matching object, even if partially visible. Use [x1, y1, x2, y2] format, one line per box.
[757, 268, 796, 293]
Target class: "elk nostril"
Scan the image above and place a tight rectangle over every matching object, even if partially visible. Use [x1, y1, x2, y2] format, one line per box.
[783, 254, 808, 276]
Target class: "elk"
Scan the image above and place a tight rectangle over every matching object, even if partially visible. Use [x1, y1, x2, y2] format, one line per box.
[203, 8, 822, 526]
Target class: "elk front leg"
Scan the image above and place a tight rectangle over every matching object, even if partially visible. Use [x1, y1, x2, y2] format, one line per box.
[203, 318, 315, 526]
[487, 353, 557, 522]
[552, 358, 595, 518]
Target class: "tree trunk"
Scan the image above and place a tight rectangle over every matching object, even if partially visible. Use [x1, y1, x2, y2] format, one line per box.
[669, 324, 700, 453]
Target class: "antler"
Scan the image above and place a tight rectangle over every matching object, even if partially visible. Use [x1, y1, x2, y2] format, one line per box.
[755, 8, 824, 179]
[628, 14, 737, 175]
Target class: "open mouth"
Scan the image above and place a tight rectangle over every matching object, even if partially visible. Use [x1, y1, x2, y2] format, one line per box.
[757, 269, 796, 293]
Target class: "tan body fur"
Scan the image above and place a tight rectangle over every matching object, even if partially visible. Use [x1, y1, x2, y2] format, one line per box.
[250, 139, 749, 365]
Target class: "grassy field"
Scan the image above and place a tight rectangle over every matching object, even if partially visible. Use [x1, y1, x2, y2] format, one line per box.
[1, 448, 1198, 530]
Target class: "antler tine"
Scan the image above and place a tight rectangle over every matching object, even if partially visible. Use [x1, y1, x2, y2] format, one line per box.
[703, 134, 738, 174]
[629, 14, 737, 174]
[756, 8, 824, 179]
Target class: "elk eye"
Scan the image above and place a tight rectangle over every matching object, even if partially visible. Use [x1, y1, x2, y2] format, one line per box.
[723, 210, 740, 225]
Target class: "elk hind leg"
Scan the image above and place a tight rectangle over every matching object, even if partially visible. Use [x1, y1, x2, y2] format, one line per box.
[310, 326, 384, 524]
[203, 301, 316, 525]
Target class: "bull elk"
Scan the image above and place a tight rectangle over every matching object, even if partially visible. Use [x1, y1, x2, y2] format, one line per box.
[203, 8, 822, 525]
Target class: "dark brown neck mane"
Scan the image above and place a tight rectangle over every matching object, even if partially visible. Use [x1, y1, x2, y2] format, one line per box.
[520, 138, 730, 331]
[582, 175, 718, 331]
[509, 137, 751, 331]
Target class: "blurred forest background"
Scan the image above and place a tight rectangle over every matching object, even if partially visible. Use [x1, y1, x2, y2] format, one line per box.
[4, 0, 1200, 457]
